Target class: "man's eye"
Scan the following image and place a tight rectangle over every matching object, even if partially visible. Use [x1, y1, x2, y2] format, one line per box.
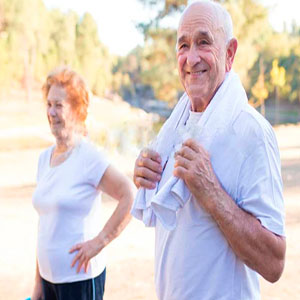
[199, 40, 209, 45]
[179, 44, 188, 50]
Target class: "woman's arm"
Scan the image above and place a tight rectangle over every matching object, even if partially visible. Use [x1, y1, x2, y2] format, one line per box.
[31, 259, 43, 300]
[70, 165, 136, 273]
[96, 165, 136, 248]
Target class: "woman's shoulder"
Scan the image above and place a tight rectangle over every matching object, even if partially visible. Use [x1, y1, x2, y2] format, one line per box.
[39, 144, 54, 161]
[79, 138, 99, 154]
[78, 138, 110, 182]
[36, 144, 54, 170]
[79, 138, 108, 162]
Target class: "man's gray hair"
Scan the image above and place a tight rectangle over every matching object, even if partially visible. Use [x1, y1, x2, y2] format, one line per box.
[180, 0, 234, 42]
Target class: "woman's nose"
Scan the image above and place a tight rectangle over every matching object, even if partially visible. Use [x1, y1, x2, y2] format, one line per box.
[48, 106, 56, 117]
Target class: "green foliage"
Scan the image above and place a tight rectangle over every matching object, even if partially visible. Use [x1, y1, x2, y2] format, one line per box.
[137, 0, 187, 37]
[76, 13, 113, 95]
[271, 59, 286, 88]
[252, 74, 268, 102]
[0, 0, 113, 98]
[112, 46, 147, 100]
[136, 0, 272, 101]
[1, 0, 300, 107]
[223, 0, 271, 88]
[136, 0, 300, 105]
[141, 28, 182, 103]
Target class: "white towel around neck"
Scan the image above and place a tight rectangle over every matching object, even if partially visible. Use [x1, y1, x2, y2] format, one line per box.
[131, 70, 248, 230]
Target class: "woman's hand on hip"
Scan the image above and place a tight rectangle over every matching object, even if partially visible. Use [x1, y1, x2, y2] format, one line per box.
[69, 236, 103, 273]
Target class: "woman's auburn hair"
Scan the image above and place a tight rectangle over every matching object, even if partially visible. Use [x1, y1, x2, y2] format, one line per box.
[43, 67, 89, 123]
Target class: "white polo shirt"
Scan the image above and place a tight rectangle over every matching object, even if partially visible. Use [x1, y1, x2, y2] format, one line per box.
[155, 106, 285, 300]
[32, 139, 109, 283]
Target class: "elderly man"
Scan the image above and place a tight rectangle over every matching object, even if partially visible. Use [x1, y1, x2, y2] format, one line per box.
[132, 1, 286, 299]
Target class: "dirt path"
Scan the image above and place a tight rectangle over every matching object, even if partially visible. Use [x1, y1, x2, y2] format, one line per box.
[0, 124, 300, 300]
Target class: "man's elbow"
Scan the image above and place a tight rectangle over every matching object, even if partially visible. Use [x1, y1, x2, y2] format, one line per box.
[263, 234, 286, 283]
[263, 257, 285, 283]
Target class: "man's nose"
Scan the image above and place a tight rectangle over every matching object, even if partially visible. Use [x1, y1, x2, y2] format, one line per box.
[186, 45, 200, 67]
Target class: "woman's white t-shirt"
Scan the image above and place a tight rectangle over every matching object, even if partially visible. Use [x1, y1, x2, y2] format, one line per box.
[32, 139, 109, 283]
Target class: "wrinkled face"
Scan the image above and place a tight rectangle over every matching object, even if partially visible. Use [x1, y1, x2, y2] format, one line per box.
[176, 3, 229, 111]
[47, 84, 77, 139]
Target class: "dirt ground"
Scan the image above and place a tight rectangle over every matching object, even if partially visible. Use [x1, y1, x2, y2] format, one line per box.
[0, 104, 299, 299]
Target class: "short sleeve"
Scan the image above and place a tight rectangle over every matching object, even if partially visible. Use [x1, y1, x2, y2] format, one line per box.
[36, 154, 42, 182]
[237, 130, 285, 237]
[36, 147, 52, 182]
[84, 142, 110, 188]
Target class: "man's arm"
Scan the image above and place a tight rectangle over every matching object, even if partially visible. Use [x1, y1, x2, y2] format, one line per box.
[174, 139, 286, 283]
[206, 187, 285, 282]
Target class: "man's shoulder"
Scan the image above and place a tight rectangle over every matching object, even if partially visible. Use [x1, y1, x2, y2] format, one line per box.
[231, 104, 277, 153]
[233, 104, 274, 138]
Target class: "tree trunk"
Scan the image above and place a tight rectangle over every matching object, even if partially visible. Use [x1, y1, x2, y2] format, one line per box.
[274, 86, 279, 125]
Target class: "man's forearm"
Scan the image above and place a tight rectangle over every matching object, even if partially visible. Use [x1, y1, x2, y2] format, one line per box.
[198, 186, 286, 283]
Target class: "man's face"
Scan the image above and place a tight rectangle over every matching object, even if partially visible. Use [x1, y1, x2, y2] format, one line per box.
[176, 3, 229, 111]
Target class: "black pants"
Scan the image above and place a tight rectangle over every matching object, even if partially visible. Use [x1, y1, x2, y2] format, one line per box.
[41, 269, 106, 300]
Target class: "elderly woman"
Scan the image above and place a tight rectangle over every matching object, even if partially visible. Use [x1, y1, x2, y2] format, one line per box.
[31, 67, 135, 300]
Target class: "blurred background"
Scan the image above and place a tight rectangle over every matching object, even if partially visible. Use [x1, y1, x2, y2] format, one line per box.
[0, 0, 299, 299]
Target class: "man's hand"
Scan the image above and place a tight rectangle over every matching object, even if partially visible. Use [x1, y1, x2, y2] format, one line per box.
[173, 138, 220, 212]
[133, 148, 163, 189]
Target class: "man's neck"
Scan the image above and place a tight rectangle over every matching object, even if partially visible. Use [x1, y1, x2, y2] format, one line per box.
[190, 98, 211, 112]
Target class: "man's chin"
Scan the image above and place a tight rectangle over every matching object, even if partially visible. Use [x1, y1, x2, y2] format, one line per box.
[185, 87, 207, 100]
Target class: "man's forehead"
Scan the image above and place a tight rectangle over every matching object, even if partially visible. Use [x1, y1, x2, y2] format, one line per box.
[177, 2, 223, 38]
[177, 30, 213, 45]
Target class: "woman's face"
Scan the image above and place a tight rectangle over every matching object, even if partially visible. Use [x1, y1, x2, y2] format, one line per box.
[47, 84, 77, 140]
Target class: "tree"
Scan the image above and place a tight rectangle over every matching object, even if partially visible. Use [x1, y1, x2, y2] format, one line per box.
[137, 0, 187, 37]
[112, 46, 144, 100]
[0, 1, 116, 99]
[270, 59, 286, 124]
[251, 57, 268, 116]
[76, 13, 113, 96]
[0, 0, 49, 100]
[136, 0, 271, 103]
[222, 0, 271, 88]
[48, 9, 78, 67]
[141, 28, 181, 103]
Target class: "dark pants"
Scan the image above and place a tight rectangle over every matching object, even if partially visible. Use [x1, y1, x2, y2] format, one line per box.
[41, 268, 106, 300]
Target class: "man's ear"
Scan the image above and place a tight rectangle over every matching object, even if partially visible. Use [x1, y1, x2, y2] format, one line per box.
[225, 38, 238, 72]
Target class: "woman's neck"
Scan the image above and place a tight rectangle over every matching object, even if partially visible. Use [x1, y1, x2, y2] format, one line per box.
[55, 134, 80, 153]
